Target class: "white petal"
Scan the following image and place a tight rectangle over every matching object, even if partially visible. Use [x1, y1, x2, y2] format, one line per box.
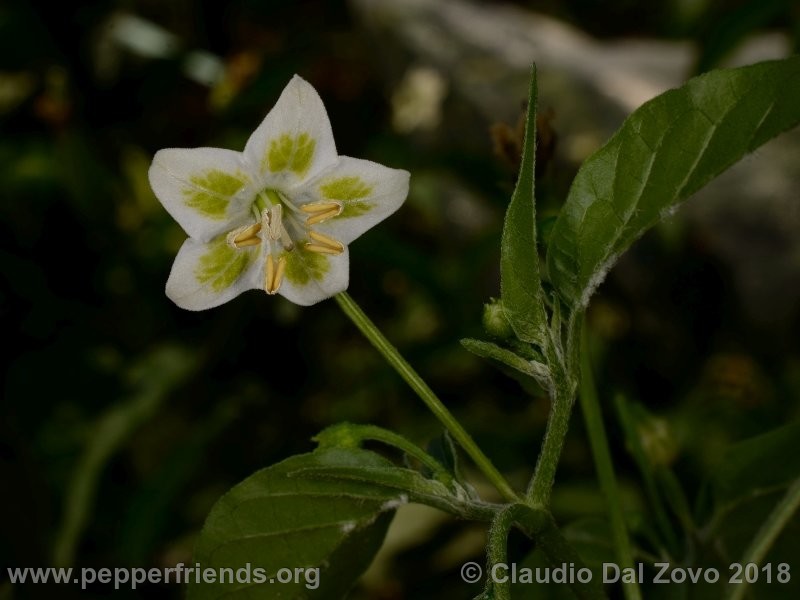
[295, 156, 410, 245]
[165, 236, 261, 310]
[277, 246, 350, 306]
[149, 148, 255, 242]
[243, 75, 338, 189]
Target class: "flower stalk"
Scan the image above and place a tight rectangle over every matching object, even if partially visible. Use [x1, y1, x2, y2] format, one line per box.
[335, 291, 520, 504]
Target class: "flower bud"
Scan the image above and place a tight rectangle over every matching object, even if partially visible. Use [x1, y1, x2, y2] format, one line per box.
[482, 298, 514, 340]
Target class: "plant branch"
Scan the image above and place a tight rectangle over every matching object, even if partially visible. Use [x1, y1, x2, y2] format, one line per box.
[526, 314, 580, 506]
[526, 374, 575, 506]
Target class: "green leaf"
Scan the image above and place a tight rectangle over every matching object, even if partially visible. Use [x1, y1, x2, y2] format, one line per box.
[546, 57, 800, 310]
[426, 431, 462, 481]
[314, 422, 453, 485]
[500, 65, 548, 345]
[461, 338, 551, 390]
[189, 449, 402, 600]
[295, 454, 497, 522]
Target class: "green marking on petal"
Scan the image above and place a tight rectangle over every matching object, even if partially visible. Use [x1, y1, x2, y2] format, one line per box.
[320, 176, 372, 200]
[265, 132, 316, 176]
[319, 176, 375, 218]
[195, 237, 253, 292]
[339, 201, 374, 219]
[184, 170, 249, 219]
[284, 247, 329, 286]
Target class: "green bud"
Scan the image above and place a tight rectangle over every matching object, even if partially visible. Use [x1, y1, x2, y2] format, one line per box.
[482, 298, 514, 340]
[312, 423, 361, 449]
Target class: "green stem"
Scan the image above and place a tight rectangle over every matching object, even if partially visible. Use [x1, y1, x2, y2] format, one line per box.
[579, 327, 642, 600]
[726, 476, 800, 600]
[515, 505, 608, 600]
[485, 503, 607, 600]
[334, 292, 520, 504]
[483, 505, 525, 600]
[526, 313, 581, 506]
[526, 374, 574, 506]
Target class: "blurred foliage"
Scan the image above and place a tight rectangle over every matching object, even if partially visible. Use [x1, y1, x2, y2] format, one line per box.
[1, 1, 798, 599]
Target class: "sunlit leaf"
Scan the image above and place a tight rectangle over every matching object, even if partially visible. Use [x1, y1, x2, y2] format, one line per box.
[547, 57, 800, 310]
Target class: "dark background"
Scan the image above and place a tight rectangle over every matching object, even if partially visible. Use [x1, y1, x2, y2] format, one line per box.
[2, 0, 799, 598]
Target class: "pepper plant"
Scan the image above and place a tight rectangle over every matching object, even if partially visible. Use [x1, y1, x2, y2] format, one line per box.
[150, 57, 800, 599]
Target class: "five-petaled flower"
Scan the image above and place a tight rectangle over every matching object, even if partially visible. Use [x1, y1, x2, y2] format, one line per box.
[149, 75, 410, 310]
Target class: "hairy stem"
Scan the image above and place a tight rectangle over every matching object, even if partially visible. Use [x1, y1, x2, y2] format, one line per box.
[335, 292, 520, 503]
[526, 375, 575, 506]
[526, 314, 580, 506]
[515, 505, 608, 600]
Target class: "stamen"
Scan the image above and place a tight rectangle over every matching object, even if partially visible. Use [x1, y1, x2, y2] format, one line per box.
[227, 222, 262, 248]
[264, 253, 286, 295]
[233, 237, 261, 247]
[300, 201, 342, 214]
[306, 207, 341, 225]
[305, 244, 342, 255]
[274, 256, 286, 290]
[307, 230, 344, 254]
[265, 254, 275, 293]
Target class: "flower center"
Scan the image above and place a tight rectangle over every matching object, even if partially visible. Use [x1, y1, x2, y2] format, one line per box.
[225, 189, 345, 295]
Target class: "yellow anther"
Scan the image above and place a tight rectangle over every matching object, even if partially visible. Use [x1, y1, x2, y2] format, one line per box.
[233, 237, 261, 247]
[305, 207, 340, 225]
[274, 256, 286, 290]
[265, 254, 274, 293]
[306, 230, 344, 254]
[264, 254, 286, 295]
[300, 201, 342, 214]
[305, 244, 341, 255]
[227, 222, 262, 248]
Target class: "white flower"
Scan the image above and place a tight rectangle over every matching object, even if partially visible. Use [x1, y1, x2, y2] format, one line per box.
[149, 75, 410, 310]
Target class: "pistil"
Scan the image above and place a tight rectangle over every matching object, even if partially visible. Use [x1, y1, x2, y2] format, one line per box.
[264, 205, 295, 251]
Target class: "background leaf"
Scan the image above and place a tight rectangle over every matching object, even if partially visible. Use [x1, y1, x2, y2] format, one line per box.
[53, 346, 196, 568]
[546, 57, 800, 310]
[500, 65, 548, 346]
[708, 421, 800, 515]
